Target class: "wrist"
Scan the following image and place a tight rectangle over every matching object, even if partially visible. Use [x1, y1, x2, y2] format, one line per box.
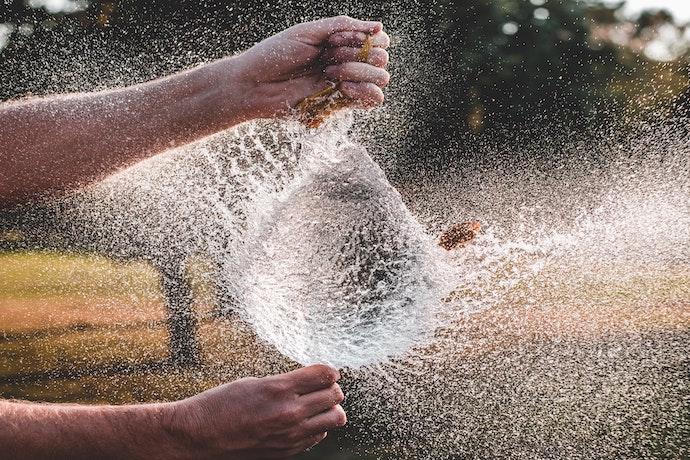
[133, 57, 255, 142]
[208, 57, 252, 124]
[101, 402, 190, 460]
[156, 400, 195, 459]
[158, 397, 218, 459]
[218, 52, 276, 121]
[197, 54, 263, 126]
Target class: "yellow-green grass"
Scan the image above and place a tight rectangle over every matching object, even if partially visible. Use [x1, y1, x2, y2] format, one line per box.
[0, 251, 166, 333]
[2, 250, 689, 405]
[0, 251, 292, 404]
[447, 260, 690, 342]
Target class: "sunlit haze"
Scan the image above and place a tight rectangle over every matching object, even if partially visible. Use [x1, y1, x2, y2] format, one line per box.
[618, 0, 690, 23]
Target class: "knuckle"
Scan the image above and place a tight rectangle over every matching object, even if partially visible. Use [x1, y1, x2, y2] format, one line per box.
[264, 380, 286, 397]
[313, 364, 339, 383]
[371, 87, 385, 105]
[276, 405, 302, 425]
[382, 33, 391, 48]
[324, 65, 341, 80]
[380, 49, 390, 65]
[281, 432, 326, 456]
[283, 427, 305, 444]
[260, 380, 295, 406]
[372, 48, 389, 67]
[377, 70, 390, 87]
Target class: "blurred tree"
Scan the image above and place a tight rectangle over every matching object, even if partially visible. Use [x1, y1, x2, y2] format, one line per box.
[422, 0, 626, 134]
[591, 7, 690, 121]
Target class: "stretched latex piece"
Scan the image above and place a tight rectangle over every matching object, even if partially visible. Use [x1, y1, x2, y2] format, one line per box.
[439, 222, 481, 250]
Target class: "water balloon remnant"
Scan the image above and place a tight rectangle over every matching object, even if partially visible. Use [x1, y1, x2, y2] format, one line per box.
[221, 121, 447, 369]
[438, 221, 481, 250]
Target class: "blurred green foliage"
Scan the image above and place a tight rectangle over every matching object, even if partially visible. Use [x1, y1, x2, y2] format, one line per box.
[415, 0, 688, 156]
[431, 0, 619, 131]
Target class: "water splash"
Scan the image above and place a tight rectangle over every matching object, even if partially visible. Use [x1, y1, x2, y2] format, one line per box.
[5, 4, 688, 457]
[6, 112, 689, 458]
[42, 115, 449, 369]
[51, 115, 690, 370]
[330, 121, 690, 459]
[225, 117, 447, 368]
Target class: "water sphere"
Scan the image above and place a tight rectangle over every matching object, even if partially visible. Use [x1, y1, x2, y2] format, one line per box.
[228, 121, 446, 369]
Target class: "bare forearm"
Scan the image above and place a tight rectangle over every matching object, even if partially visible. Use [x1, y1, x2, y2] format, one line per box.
[0, 364, 347, 459]
[0, 16, 389, 206]
[0, 400, 182, 460]
[0, 56, 250, 205]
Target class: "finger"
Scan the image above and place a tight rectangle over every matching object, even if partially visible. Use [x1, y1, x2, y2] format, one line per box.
[329, 30, 390, 49]
[298, 383, 345, 416]
[280, 432, 328, 458]
[293, 16, 382, 45]
[288, 364, 340, 395]
[339, 82, 385, 108]
[326, 62, 390, 87]
[256, 432, 328, 459]
[322, 46, 389, 68]
[321, 15, 383, 35]
[301, 432, 328, 451]
[303, 405, 348, 435]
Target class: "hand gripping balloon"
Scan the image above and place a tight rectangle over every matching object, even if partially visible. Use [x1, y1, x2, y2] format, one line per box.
[296, 34, 373, 128]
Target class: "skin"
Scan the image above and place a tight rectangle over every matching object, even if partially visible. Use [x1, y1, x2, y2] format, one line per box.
[0, 365, 346, 459]
[0, 15, 389, 459]
[0, 15, 390, 205]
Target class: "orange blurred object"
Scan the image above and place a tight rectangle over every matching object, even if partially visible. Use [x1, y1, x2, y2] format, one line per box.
[439, 221, 481, 250]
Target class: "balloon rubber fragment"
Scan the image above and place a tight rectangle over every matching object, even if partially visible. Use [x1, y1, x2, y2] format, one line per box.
[439, 221, 481, 250]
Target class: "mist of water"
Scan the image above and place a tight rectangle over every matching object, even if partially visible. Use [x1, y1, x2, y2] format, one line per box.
[332, 120, 690, 459]
[53, 111, 689, 460]
[227, 118, 449, 368]
[5, 99, 688, 458]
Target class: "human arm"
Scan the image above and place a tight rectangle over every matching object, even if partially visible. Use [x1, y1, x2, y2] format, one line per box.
[0, 15, 389, 205]
[0, 364, 346, 460]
